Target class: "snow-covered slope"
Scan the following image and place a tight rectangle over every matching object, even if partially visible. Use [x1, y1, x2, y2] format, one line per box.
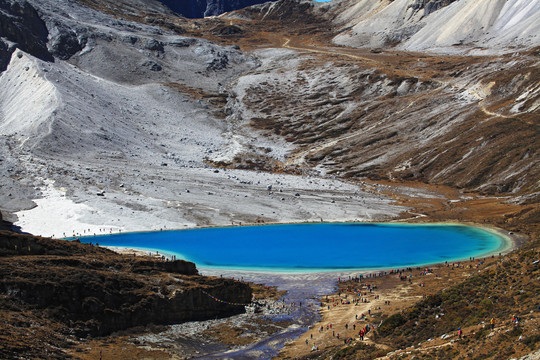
[0, 52, 57, 136]
[402, 0, 540, 53]
[333, 0, 540, 54]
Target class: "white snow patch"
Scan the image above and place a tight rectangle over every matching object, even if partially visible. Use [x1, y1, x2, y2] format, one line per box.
[0, 52, 58, 136]
[332, 0, 540, 54]
[14, 180, 121, 238]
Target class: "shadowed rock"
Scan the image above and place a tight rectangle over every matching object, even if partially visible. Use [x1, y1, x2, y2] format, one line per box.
[48, 26, 84, 60]
[157, 0, 277, 18]
[0, 232, 252, 339]
[0, 0, 53, 67]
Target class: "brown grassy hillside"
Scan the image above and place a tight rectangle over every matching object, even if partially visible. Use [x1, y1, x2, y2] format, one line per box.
[0, 232, 251, 359]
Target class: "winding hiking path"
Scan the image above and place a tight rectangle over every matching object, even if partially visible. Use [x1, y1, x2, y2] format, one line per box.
[282, 38, 377, 64]
[279, 36, 534, 167]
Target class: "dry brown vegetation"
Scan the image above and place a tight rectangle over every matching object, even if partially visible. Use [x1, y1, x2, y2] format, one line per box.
[280, 239, 539, 360]
[0, 232, 253, 359]
[236, 46, 539, 197]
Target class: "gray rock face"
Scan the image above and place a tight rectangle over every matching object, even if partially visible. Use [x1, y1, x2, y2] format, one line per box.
[48, 26, 84, 60]
[156, 0, 276, 18]
[0, 0, 52, 65]
[0, 39, 13, 72]
[407, 0, 458, 16]
[423, 0, 457, 16]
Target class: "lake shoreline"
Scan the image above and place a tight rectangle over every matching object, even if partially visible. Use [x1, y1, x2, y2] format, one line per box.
[95, 221, 517, 273]
[94, 222, 522, 358]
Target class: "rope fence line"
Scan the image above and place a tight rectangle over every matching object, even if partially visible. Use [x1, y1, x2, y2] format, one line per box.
[201, 289, 252, 306]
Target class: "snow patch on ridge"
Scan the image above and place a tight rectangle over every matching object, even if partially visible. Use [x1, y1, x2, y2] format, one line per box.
[0, 52, 58, 137]
[401, 0, 540, 54]
[332, 0, 540, 54]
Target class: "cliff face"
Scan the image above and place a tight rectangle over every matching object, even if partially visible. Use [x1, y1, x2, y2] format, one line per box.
[157, 0, 276, 18]
[0, 232, 252, 357]
[0, 0, 52, 70]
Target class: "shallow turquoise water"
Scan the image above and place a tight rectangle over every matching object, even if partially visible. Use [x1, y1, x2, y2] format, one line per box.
[80, 223, 507, 272]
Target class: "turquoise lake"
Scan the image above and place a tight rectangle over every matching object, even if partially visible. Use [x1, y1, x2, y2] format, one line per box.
[81, 223, 508, 272]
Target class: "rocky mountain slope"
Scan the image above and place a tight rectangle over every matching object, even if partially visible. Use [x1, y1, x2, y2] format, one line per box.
[0, 0, 536, 228]
[225, 1, 539, 201]
[0, 0, 537, 234]
[329, 0, 540, 54]
[0, 0, 52, 70]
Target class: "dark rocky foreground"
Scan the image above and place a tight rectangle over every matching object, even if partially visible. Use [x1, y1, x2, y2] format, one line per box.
[0, 231, 252, 359]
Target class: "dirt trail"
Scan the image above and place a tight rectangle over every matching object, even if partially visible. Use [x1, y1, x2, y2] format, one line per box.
[279, 255, 508, 359]
[478, 101, 535, 125]
[281, 37, 534, 130]
[282, 38, 377, 65]
[467, 87, 535, 125]
[280, 277, 422, 358]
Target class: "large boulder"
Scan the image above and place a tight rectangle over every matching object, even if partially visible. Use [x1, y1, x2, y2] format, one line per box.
[47, 25, 84, 60]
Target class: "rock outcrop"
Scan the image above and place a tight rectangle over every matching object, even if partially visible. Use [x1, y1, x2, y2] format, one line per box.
[408, 0, 457, 16]
[0, 231, 252, 347]
[47, 26, 84, 60]
[0, 0, 52, 70]
[157, 0, 277, 18]
[0, 38, 14, 72]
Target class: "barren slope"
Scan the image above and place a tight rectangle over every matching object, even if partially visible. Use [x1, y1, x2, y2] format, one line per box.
[1, 0, 410, 236]
[0, 0, 537, 232]
[223, 42, 539, 197]
[225, 0, 539, 199]
[331, 0, 540, 54]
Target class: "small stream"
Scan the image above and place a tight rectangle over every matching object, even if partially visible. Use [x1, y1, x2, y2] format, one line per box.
[197, 270, 346, 359]
[138, 270, 360, 359]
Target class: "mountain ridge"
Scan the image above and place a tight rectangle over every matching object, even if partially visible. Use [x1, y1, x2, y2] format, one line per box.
[157, 0, 277, 18]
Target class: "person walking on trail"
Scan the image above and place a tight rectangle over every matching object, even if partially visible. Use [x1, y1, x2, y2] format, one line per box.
[512, 314, 520, 325]
[490, 318, 495, 330]
[458, 328, 462, 339]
